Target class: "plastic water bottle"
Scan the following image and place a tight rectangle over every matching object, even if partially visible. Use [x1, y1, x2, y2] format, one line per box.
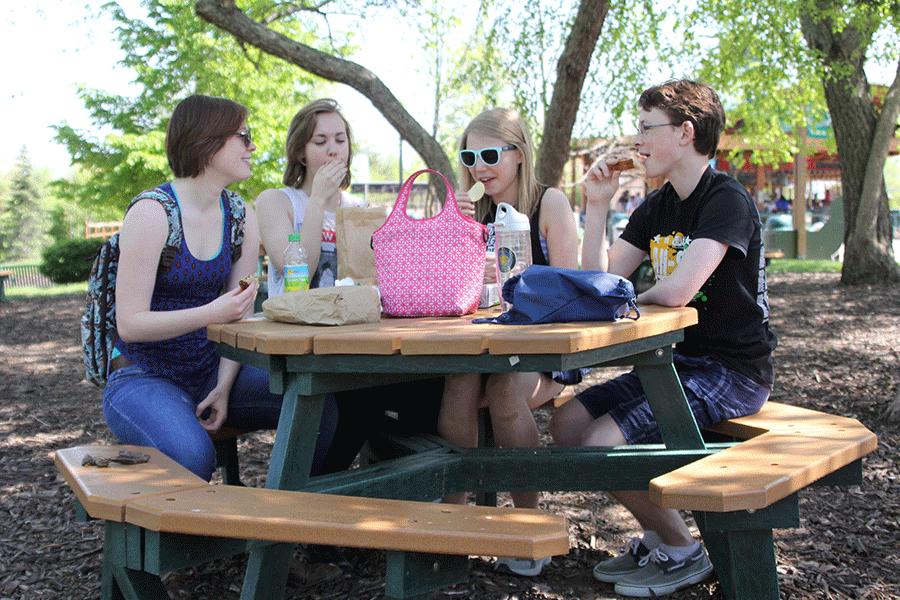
[493, 202, 531, 311]
[283, 233, 309, 293]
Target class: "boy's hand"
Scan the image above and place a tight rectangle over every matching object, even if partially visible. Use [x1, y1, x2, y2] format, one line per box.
[584, 160, 621, 210]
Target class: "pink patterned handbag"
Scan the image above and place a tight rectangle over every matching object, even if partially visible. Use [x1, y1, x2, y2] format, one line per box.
[372, 170, 487, 317]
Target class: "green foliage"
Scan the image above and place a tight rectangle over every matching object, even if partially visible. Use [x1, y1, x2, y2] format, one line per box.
[470, 0, 686, 144]
[40, 237, 105, 284]
[47, 206, 73, 245]
[688, 0, 899, 169]
[3, 282, 88, 299]
[886, 156, 900, 206]
[767, 258, 843, 273]
[53, 0, 350, 215]
[0, 147, 53, 262]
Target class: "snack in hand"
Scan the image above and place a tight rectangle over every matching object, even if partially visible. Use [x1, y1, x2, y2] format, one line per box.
[468, 181, 485, 202]
[239, 273, 259, 291]
[608, 158, 635, 172]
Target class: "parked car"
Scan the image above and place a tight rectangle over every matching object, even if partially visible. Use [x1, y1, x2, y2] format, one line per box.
[763, 213, 793, 232]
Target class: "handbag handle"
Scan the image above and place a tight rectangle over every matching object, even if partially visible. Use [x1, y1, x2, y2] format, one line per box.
[372, 169, 487, 249]
[383, 169, 471, 226]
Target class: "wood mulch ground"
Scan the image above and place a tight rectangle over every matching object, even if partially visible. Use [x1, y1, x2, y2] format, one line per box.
[1, 272, 898, 599]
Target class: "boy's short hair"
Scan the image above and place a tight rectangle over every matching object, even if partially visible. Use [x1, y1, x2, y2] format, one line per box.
[639, 80, 726, 159]
[282, 98, 354, 189]
[166, 95, 249, 178]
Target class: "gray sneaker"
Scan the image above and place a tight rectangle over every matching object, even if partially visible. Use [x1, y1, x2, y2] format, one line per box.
[592, 537, 651, 583]
[614, 544, 714, 597]
[494, 556, 551, 576]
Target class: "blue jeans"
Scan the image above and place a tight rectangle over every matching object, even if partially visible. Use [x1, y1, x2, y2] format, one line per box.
[103, 363, 338, 481]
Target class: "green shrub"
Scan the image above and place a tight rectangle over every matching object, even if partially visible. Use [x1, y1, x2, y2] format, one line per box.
[40, 238, 105, 284]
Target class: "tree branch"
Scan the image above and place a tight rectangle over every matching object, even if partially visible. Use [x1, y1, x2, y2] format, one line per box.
[194, 0, 457, 188]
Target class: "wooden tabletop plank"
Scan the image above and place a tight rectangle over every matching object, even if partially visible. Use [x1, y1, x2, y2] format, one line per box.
[210, 306, 698, 358]
[53, 446, 209, 522]
[311, 318, 428, 355]
[126, 485, 570, 560]
[397, 317, 496, 355]
[484, 306, 698, 355]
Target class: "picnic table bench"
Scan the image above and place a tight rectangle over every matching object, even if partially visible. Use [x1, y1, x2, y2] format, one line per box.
[56, 403, 876, 600]
[54, 445, 569, 600]
[0, 270, 11, 301]
[651, 401, 877, 598]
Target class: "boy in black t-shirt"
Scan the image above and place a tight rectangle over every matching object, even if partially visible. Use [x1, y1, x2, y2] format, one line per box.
[550, 80, 777, 597]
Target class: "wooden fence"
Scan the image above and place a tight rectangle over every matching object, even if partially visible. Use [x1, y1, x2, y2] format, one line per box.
[85, 221, 122, 239]
[0, 264, 54, 288]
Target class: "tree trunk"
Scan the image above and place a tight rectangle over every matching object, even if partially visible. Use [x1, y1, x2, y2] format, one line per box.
[800, 5, 900, 285]
[535, 0, 609, 191]
[194, 0, 458, 189]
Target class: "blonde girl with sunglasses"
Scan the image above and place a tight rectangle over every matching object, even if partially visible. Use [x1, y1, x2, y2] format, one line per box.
[439, 107, 579, 577]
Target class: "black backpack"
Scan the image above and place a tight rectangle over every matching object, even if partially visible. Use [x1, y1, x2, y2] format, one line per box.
[80, 186, 245, 387]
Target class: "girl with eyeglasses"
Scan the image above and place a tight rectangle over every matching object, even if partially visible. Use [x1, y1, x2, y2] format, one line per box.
[103, 95, 314, 484]
[439, 107, 579, 577]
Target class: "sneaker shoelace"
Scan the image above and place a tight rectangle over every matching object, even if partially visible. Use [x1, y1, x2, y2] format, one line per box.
[619, 537, 643, 557]
[638, 547, 670, 567]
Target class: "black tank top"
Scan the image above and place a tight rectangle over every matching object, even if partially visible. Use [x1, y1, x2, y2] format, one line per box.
[481, 187, 550, 266]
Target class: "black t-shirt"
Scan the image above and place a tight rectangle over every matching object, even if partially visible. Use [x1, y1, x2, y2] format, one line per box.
[620, 167, 777, 387]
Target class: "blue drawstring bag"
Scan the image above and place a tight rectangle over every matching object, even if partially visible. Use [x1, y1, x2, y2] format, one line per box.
[473, 265, 640, 325]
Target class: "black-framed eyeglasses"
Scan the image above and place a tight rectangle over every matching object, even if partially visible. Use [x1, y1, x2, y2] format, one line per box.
[636, 122, 677, 135]
[235, 129, 253, 148]
[459, 144, 517, 168]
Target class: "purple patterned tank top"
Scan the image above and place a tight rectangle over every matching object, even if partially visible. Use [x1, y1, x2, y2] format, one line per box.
[117, 183, 233, 387]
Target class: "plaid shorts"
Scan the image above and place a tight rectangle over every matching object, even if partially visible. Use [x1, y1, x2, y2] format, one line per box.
[575, 352, 770, 445]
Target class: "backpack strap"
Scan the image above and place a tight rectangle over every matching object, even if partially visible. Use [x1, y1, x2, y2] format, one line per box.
[124, 185, 245, 267]
[124, 187, 183, 271]
[223, 189, 245, 264]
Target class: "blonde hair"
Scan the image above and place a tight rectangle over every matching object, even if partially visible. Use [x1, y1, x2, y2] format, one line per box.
[282, 98, 354, 189]
[458, 108, 543, 222]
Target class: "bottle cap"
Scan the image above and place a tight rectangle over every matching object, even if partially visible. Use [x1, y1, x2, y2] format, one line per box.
[288, 233, 302, 242]
[493, 203, 530, 232]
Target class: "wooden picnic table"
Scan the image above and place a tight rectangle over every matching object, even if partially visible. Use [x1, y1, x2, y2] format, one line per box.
[52, 303, 874, 600]
[208, 305, 706, 599]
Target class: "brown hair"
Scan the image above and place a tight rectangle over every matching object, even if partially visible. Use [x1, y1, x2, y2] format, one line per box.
[282, 98, 354, 189]
[165, 95, 248, 178]
[458, 107, 542, 223]
[638, 80, 726, 159]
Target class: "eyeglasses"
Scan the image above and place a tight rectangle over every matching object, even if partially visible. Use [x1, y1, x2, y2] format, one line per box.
[459, 145, 517, 168]
[235, 129, 253, 148]
[636, 122, 677, 135]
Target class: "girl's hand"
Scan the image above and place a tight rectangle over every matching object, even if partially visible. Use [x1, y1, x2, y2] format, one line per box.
[196, 386, 229, 432]
[456, 190, 476, 218]
[211, 280, 257, 323]
[309, 159, 347, 206]
[483, 252, 497, 284]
